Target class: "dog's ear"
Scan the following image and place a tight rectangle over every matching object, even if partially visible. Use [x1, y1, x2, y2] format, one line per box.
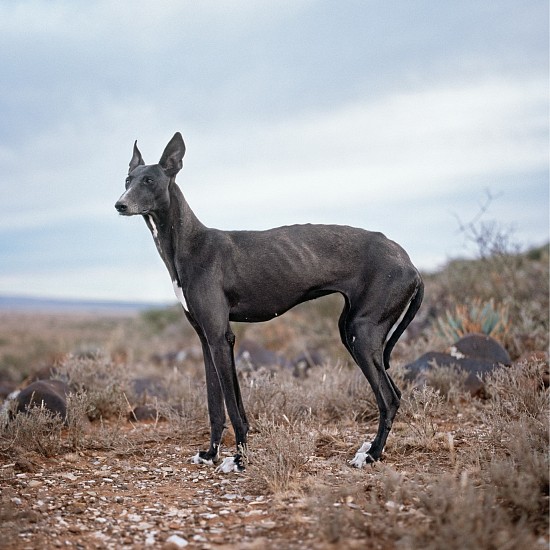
[159, 132, 186, 177]
[129, 141, 144, 174]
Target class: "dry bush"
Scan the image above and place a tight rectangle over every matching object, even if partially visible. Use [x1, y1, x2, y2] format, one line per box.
[480, 359, 549, 532]
[57, 357, 129, 420]
[398, 385, 444, 450]
[243, 363, 378, 428]
[163, 371, 209, 431]
[305, 478, 370, 544]
[243, 369, 315, 424]
[398, 473, 534, 549]
[247, 415, 316, 493]
[423, 363, 470, 402]
[0, 406, 63, 457]
[65, 390, 93, 450]
[482, 360, 547, 430]
[309, 365, 378, 423]
[361, 464, 542, 549]
[486, 420, 548, 531]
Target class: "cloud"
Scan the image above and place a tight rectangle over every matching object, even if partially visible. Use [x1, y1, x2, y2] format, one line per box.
[187, 75, 547, 222]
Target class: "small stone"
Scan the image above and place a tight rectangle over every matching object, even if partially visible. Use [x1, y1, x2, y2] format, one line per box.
[165, 534, 189, 547]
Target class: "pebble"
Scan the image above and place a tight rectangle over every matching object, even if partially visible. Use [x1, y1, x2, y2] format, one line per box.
[165, 534, 189, 547]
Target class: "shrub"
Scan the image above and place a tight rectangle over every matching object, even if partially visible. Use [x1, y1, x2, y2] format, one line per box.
[248, 414, 316, 493]
[0, 406, 63, 457]
[56, 357, 129, 421]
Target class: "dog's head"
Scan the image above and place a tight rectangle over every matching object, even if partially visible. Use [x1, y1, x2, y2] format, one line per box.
[115, 132, 186, 216]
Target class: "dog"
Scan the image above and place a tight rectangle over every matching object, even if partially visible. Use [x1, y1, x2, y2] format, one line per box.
[115, 132, 423, 472]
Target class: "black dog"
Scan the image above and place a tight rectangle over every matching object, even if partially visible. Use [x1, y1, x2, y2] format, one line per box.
[115, 132, 423, 472]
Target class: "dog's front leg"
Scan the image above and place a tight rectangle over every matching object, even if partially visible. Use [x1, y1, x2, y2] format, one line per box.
[193, 344, 227, 465]
[208, 328, 249, 473]
[186, 314, 226, 466]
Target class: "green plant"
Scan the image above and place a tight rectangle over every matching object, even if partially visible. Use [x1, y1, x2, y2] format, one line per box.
[437, 297, 509, 343]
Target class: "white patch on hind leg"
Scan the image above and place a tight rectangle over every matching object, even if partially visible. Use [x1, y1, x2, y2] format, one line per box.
[172, 280, 188, 311]
[215, 456, 240, 474]
[349, 441, 372, 468]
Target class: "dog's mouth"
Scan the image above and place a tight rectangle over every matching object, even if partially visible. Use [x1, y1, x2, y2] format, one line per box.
[115, 202, 149, 216]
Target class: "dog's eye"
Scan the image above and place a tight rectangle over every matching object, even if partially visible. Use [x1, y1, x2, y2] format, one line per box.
[144, 177, 154, 185]
[125, 177, 131, 189]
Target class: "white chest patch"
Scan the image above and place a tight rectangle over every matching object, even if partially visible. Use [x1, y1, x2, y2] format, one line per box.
[147, 215, 158, 238]
[172, 280, 188, 311]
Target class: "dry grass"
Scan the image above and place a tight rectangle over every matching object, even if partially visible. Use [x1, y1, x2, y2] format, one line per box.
[1, 406, 64, 457]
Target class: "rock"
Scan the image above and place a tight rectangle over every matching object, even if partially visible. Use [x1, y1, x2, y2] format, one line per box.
[291, 348, 325, 378]
[451, 333, 510, 364]
[130, 376, 168, 402]
[403, 334, 511, 397]
[236, 339, 290, 372]
[13, 379, 69, 420]
[164, 533, 189, 548]
[0, 380, 18, 400]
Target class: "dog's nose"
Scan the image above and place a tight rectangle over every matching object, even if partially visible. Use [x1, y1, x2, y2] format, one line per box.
[115, 201, 127, 213]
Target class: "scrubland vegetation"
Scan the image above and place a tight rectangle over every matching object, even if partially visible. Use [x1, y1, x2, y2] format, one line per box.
[0, 240, 548, 549]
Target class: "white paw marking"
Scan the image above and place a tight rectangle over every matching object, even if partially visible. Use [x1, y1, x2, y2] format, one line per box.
[172, 280, 188, 311]
[349, 441, 372, 468]
[215, 456, 240, 474]
[190, 453, 214, 466]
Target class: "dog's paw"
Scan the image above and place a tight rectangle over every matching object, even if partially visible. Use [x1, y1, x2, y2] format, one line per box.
[215, 455, 245, 474]
[190, 452, 216, 466]
[349, 442, 374, 468]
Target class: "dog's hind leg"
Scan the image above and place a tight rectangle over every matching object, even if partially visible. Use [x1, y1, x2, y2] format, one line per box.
[347, 316, 400, 465]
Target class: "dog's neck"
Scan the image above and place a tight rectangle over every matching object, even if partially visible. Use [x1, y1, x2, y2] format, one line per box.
[143, 181, 205, 284]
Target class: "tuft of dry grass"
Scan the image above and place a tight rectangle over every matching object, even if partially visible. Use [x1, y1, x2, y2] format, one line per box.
[247, 414, 316, 493]
[422, 363, 470, 401]
[57, 356, 129, 421]
[480, 359, 549, 531]
[398, 385, 445, 452]
[1, 406, 63, 457]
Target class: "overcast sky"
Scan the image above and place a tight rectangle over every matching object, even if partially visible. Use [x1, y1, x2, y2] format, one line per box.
[0, 1, 548, 303]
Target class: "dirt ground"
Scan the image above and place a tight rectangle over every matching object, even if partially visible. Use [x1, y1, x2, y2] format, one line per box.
[0, 399, 526, 550]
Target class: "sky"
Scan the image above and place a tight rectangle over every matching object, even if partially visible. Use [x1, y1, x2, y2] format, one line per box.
[0, 1, 548, 303]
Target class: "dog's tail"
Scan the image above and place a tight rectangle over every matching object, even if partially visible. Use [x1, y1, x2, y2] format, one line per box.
[383, 277, 424, 370]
